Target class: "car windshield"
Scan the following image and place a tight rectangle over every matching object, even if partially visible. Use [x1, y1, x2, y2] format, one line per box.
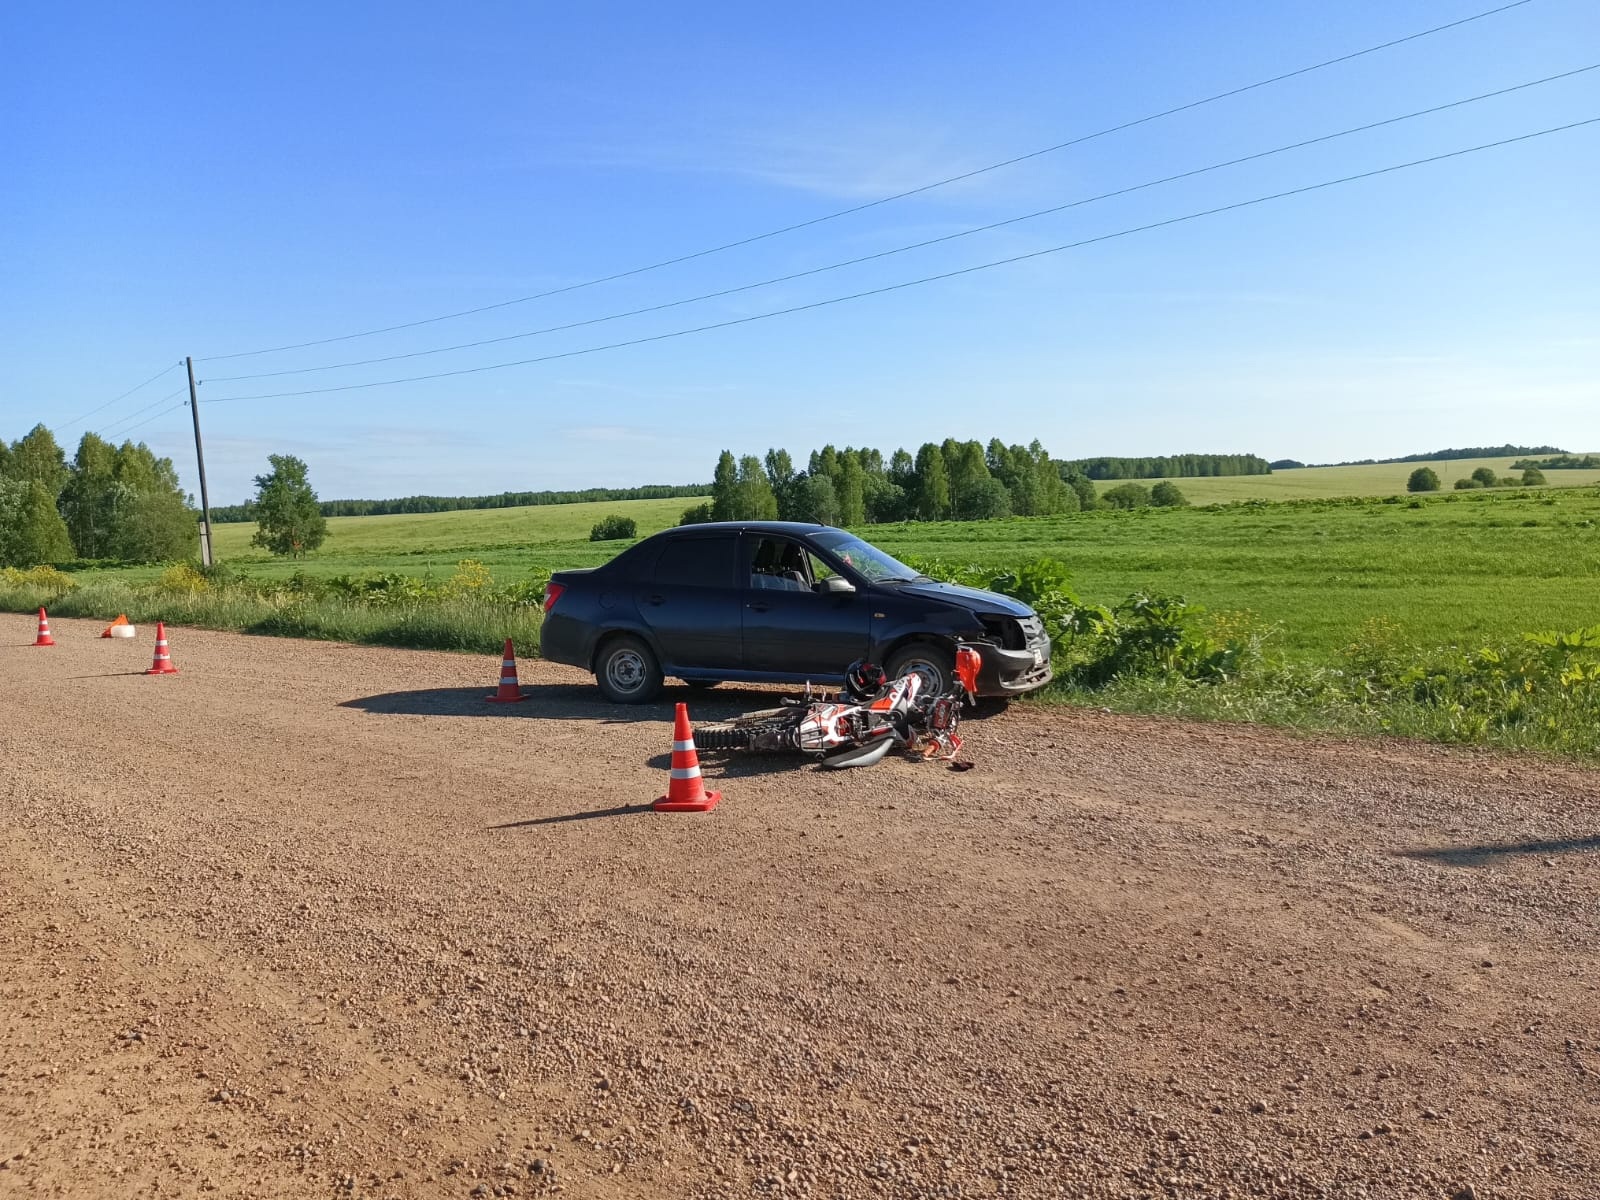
[810, 532, 921, 583]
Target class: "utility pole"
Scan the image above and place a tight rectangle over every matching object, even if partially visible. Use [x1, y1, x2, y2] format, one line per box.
[186, 356, 215, 566]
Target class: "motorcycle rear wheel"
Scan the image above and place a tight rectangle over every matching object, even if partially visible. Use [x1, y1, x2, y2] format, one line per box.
[693, 714, 797, 752]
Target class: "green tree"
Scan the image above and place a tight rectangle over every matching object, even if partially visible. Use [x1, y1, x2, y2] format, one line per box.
[250, 454, 328, 558]
[1150, 480, 1190, 507]
[1101, 482, 1152, 510]
[911, 443, 950, 520]
[1470, 466, 1500, 488]
[58, 433, 121, 557]
[956, 476, 1012, 520]
[835, 453, 866, 526]
[1521, 466, 1547, 486]
[679, 502, 714, 525]
[735, 455, 779, 520]
[1407, 467, 1441, 493]
[763, 448, 798, 518]
[0, 478, 74, 566]
[710, 450, 739, 521]
[5, 424, 69, 495]
[887, 448, 915, 491]
[1062, 470, 1098, 511]
[790, 473, 839, 525]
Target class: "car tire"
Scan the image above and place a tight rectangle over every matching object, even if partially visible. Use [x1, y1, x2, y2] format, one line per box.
[682, 678, 721, 690]
[595, 635, 663, 704]
[885, 640, 956, 697]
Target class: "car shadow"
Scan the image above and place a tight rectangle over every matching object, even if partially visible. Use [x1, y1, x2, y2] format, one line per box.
[1394, 835, 1600, 868]
[338, 682, 795, 722]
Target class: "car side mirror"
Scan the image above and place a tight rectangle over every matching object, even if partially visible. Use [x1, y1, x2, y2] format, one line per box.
[821, 576, 856, 594]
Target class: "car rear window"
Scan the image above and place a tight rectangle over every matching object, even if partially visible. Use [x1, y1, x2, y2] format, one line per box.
[651, 536, 736, 588]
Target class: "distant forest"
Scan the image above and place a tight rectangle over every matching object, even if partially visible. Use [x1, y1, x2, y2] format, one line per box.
[209, 483, 711, 524]
[1307, 445, 1567, 468]
[1059, 454, 1272, 480]
[1512, 453, 1600, 470]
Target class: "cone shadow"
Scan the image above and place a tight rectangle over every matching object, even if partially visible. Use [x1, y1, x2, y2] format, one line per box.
[489, 803, 656, 829]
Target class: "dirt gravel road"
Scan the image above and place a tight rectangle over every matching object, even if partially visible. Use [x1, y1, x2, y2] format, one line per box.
[4, 616, 1600, 1199]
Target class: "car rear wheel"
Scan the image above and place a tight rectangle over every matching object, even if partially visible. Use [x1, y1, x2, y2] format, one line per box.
[885, 641, 955, 697]
[595, 635, 663, 704]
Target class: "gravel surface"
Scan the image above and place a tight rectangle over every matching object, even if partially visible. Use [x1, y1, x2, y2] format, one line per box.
[4, 615, 1599, 1199]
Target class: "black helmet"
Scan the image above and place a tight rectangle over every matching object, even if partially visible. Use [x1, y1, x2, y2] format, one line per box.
[843, 660, 888, 701]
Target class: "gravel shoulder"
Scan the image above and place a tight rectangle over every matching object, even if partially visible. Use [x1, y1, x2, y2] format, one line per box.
[4, 616, 1600, 1198]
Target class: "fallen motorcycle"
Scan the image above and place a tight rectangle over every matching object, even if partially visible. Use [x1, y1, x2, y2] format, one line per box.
[692, 647, 980, 770]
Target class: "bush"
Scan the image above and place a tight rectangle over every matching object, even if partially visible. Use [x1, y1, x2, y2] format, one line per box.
[0, 564, 77, 593]
[1150, 481, 1189, 507]
[1454, 477, 1479, 490]
[1101, 482, 1152, 510]
[678, 503, 714, 526]
[1470, 466, 1500, 488]
[1522, 466, 1547, 486]
[158, 563, 210, 593]
[589, 515, 637, 542]
[1406, 467, 1441, 493]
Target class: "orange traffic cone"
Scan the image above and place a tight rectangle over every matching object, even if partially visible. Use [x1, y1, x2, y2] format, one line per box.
[144, 621, 179, 675]
[31, 607, 55, 647]
[653, 703, 721, 813]
[486, 638, 528, 702]
[101, 614, 130, 638]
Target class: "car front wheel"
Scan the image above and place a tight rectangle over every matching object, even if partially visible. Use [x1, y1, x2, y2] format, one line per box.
[595, 635, 663, 704]
[885, 641, 955, 697]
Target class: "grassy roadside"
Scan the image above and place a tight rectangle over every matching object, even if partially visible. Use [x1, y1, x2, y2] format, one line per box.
[0, 568, 542, 655]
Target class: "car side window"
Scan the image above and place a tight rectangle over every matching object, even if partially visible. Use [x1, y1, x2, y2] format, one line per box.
[747, 536, 814, 592]
[652, 536, 736, 588]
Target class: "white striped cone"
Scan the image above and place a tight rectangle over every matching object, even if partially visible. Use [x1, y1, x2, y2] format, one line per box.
[144, 621, 179, 674]
[655, 703, 720, 812]
[32, 607, 55, 647]
[486, 638, 528, 702]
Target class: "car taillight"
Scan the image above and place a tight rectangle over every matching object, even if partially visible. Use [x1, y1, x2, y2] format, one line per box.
[542, 582, 566, 613]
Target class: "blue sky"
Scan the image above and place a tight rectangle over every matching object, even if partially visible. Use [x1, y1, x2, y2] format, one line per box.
[3, 1, 1596, 503]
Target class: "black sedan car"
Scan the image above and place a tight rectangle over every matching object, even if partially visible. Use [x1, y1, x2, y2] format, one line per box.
[541, 521, 1051, 703]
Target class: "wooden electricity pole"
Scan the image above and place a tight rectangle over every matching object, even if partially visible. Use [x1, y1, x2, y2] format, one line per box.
[185, 356, 215, 566]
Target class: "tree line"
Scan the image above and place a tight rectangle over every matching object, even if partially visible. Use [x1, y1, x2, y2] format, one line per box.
[0, 424, 196, 567]
[690, 439, 1101, 526]
[1315, 444, 1566, 467]
[1057, 453, 1271, 479]
[1513, 453, 1600, 470]
[208, 482, 711, 523]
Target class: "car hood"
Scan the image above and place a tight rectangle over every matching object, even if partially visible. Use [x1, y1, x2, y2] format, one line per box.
[888, 579, 1035, 618]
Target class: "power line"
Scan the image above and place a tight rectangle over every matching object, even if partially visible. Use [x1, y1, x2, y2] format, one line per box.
[202, 115, 1600, 405]
[98, 387, 190, 437]
[203, 63, 1598, 385]
[115, 402, 190, 437]
[59, 360, 183, 429]
[199, 0, 1539, 363]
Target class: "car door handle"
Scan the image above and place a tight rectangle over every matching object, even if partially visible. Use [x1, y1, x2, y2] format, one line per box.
[747, 602, 769, 613]
[647, 594, 664, 606]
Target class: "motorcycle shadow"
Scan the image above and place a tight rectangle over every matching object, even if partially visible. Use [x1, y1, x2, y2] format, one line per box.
[648, 750, 817, 778]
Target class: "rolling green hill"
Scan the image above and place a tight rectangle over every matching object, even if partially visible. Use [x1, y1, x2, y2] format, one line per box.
[1095, 456, 1600, 502]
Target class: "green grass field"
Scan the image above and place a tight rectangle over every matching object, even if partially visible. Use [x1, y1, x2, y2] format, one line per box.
[1096, 456, 1600, 503]
[51, 460, 1600, 664]
[73, 482, 1599, 663]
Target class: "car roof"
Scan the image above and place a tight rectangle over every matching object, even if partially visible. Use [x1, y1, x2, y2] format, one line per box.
[649, 521, 842, 537]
